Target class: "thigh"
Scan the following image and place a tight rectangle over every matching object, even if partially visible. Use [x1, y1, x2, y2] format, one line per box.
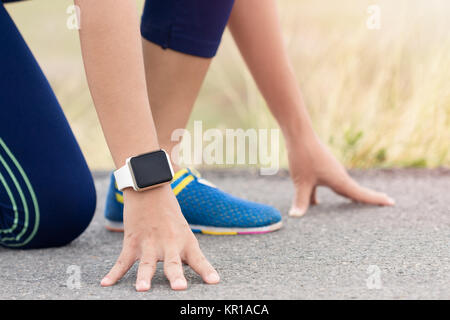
[0, 4, 96, 249]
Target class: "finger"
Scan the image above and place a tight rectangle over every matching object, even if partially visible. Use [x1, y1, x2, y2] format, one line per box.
[136, 254, 158, 292]
[289, 182, 315, 217]
[101, 249, 135, 287]
[333, 176, 395, 206]
[164, 253, 187, 290]
[186, 246, 220, 284]
[310, 186, 319, 205]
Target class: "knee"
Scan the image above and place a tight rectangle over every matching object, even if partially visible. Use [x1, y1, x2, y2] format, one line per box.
[44, 170, 97, 248]
[1, 169, 97, 249]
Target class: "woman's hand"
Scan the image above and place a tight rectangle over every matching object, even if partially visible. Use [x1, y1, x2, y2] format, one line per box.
[100, 185, 220, 291]
[286, 133, 395, 217]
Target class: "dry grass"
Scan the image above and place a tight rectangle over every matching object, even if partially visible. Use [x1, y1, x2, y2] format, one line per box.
[6, 0, 450, 170]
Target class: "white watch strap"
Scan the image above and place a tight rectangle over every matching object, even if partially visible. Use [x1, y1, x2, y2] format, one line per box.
[114, 162, 135, 191]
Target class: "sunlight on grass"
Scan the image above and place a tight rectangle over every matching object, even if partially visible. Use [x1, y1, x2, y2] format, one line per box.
[6, 0, 450, 170]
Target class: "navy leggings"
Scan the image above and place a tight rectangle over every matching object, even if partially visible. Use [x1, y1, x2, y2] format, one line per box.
[0, 3, 96, 249]
[0, 0, 234, 248]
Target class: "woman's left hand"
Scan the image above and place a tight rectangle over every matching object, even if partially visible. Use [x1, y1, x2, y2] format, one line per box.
[286, 133, 395, 217]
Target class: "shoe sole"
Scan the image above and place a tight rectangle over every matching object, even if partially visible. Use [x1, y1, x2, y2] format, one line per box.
[105, 219, 282, 235]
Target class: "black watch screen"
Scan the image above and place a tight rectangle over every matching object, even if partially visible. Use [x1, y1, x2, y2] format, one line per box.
[129, 150, 173, 189]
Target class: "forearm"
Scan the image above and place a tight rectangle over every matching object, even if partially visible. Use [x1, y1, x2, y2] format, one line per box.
[75, 0, 158, 167]
[228, 0, 315, 141]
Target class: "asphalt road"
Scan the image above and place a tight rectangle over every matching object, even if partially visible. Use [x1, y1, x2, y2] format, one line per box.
[1, 169, 449, 299]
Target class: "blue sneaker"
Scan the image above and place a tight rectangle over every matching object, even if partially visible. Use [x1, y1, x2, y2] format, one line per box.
[104, 168, 282, 235]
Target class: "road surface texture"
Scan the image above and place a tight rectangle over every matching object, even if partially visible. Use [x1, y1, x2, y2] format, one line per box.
[1, 169, 449, 299]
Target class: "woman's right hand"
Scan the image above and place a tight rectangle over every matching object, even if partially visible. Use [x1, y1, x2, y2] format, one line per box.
[100, 185, 220, 291]
[75, 0, 218, 291]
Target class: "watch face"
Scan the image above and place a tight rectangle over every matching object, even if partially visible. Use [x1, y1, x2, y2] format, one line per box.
[129, 150, 173, 189]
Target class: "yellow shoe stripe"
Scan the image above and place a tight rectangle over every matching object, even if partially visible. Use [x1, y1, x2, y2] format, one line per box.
[201, 230, 238, 235]
[188, 167, 201, 178]
[114, 169, 192, 204]
[114, 169, 188, 193]
[172, 168, 189, 183]
[115, 192, 124, 204]
[173, 175, 194, 196]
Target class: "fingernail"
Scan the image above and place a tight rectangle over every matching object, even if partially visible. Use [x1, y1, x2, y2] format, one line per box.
[136, 280, 150, 292]
[289, 207, 306, 217]
[206, 272, 220, 284]
[172, 278, 187, 290]
[387, 197, 396, 206]
[101, 277, 113, 286]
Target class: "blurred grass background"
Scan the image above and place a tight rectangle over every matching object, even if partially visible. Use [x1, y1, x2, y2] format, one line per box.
[5, 0, 450, 170]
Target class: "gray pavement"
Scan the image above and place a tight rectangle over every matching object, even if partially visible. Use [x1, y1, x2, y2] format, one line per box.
[1, 169, 449, 299]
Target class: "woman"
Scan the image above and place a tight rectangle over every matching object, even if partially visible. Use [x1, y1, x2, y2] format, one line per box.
[0, 0, 394, 292]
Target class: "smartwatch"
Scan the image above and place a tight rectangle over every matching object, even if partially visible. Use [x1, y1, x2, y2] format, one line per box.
[114, 149, 174, 191]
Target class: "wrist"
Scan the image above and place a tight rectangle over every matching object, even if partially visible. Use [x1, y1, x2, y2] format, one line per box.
[115, 149, 174, 192]
[114, 144, 161, 169]
[282, 119, 316, 146]
[123, 182, 171, 196]
[275, 104, 313, 138]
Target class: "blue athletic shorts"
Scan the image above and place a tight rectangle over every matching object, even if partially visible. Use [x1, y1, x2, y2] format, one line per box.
[140, 0, 235, 58]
